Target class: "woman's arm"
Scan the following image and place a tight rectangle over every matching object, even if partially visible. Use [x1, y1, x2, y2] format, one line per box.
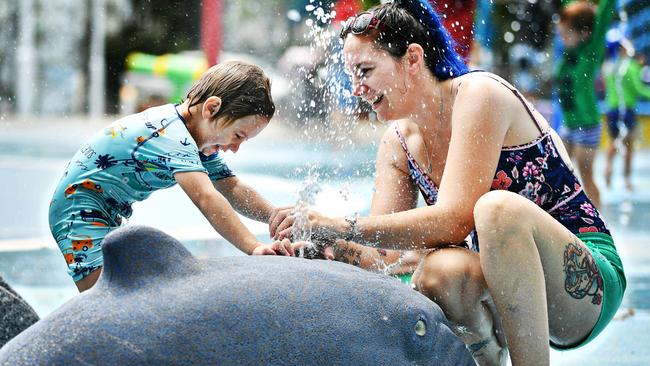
[329, 79, 511, 249]
[370, 121, 421, 213]
[175, 171, 262, 255]
[330, 122, 422, 270]
[212, 176, 276, 223]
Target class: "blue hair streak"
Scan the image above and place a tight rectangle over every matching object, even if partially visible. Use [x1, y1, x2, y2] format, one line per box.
[395, 0, 469, 79]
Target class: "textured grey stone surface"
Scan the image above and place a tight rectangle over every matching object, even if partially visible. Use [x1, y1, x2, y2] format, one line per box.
[0, 276, 39, 347]
[0, 225, 474, 365]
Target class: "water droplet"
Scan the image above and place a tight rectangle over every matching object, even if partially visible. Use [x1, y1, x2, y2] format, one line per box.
[287, 9, 301, 22]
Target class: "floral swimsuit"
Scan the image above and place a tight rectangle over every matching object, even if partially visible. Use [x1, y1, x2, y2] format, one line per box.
[396, 74, 610, 251]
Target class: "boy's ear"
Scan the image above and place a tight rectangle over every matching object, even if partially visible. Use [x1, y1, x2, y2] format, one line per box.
[202, 96, 222, 119]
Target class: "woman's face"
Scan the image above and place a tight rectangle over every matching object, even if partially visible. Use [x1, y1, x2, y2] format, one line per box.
[196, 114, 268, 155]
[343, 35, 409, 122]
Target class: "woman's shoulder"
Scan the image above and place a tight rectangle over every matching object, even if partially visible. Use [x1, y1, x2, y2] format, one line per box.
[451, 72, 529, 135]
[376, 121, 413, 165]
[453, 71, 518, 110]
[382, 119, 426, 147]
[455, 71, 514, 93]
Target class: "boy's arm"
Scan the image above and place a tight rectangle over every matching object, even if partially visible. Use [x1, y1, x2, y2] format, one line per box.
[175, 171, 261, 255]
[591, 0, 616, 57]
[212, 176, 275, 223]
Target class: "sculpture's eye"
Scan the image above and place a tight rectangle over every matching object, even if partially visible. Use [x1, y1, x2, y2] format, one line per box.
[414, 320, 426, 337]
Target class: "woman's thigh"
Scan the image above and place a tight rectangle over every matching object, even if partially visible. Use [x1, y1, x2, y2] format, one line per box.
[476, 190, 602, 346]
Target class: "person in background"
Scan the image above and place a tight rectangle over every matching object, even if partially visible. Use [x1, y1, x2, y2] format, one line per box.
[271, 1, 625, 364]
[49, 61, 294, 292]
[603, 37, 650, 191]
[554, 0, 616, 207]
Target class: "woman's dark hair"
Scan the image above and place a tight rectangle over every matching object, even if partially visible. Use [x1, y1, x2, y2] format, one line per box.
[350, 0, 469, 80]
[184, 60, 275, 126]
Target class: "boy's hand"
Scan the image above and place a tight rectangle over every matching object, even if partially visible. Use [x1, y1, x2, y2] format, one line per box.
[251, 239, 295, 256]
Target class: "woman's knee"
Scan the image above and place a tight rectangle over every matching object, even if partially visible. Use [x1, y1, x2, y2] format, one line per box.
[473, 191, 528, 233]
[413, 250, 484, 303]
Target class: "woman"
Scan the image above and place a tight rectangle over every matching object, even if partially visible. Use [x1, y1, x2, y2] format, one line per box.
[271, 1, 625, 365]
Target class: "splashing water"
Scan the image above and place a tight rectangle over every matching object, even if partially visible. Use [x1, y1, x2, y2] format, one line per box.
[292, 165, 321, 257]
[285, 2, 373, 257]
[286, 1, 363, 140]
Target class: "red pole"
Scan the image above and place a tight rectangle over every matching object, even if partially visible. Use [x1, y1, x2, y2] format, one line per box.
[201, 0, 223, 66]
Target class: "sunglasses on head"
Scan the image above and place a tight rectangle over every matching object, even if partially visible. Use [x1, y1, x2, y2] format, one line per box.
[340, 12, 383, 39]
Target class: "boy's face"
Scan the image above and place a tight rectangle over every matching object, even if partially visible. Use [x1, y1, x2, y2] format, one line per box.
[200, 114, 268, 155]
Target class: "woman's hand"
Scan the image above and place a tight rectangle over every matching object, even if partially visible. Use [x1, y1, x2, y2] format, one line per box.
[268, 206, 293, 238]
[251, 239, 295, 256]
[270, 208, 342, 242]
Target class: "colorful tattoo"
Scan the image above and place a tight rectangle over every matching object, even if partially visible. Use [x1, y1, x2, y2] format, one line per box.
[563, 240, 604, 305]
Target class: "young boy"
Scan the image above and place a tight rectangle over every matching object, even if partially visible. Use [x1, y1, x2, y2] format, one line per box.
[555, 0, 616, 207]
[603, 39, 650, 191]
[49, 61, 293, 292]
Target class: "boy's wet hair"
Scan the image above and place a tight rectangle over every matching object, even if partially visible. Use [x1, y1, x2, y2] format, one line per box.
[560, 1, 596, 35]
[358, 1, 468, 80]
[184, 60, 275, 126]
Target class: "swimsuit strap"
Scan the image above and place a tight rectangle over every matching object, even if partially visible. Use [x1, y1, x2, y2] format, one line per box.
[394, 123, 410, 153]
[459, 71, 544, 134]
[394, 123, 438, 188]
[394, 123, 429, 177]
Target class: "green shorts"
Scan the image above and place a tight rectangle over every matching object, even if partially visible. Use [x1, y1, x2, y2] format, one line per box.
[395, 272, 413, 285]
[551, 232, 627, 350]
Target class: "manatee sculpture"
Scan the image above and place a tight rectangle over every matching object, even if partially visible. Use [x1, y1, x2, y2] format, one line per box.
[0, 276, 39, 347]
[0, 226, 474, 365]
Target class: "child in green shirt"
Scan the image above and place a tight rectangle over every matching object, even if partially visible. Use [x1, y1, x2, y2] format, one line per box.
[603, 39, 650, 191]
[555, 0, 617, 207]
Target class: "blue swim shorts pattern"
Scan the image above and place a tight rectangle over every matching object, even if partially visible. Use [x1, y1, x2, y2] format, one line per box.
[560, 124, 602, 147]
